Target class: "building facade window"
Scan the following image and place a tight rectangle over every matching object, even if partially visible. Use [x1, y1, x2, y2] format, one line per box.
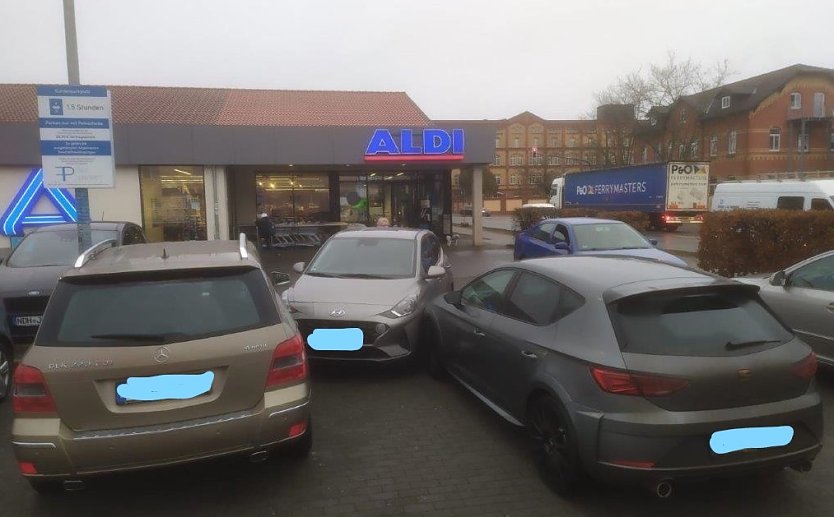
[533, 137, 539, 148]
[790, 92, 802, 110]
[494, 175, 502, 186]
[549, 136, 560, 147]
[530, 156, 543, 166]
[493, 154, 502, 165]
[799, 133, 809, 152]
[567, 135, 577, 147]
[728, 131, 737, 155]
[680, 108, 687, 124]
[678, 143, 686, 158]
[814, 92, 826, 117]
[690, 141, 699, 158]
[509, 174, 521, 185]
[510, 155, 523, 166]
[513, 137, 520, 147]
[709, 136, 718, 157]
[140, 166, 207, 242]
[769, 128, 781, 151]
[642, 146, 648, 163]
[547, 155, 560, 166]
[495, 137, 501, 148]
[529, 173, 543, 185]
[721, 96, 731, 109]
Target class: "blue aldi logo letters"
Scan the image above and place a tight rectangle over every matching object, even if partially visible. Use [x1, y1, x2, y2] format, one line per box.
[365, 128, 465, 162]
[0, 168, 77, 236]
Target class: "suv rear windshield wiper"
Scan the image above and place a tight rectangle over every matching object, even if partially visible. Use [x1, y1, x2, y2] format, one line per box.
[90, 333, 185, 342]
[725, 339, 781, 351]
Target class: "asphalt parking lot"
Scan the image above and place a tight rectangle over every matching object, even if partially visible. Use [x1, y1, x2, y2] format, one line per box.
[0, 245, 832, 516]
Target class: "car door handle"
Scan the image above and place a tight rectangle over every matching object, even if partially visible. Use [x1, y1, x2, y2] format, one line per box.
[473, 328, 486, 337]
[521, 350, 538, 359]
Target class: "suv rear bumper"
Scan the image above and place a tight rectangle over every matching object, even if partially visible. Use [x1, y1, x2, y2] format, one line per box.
[11, 386, 310, 479]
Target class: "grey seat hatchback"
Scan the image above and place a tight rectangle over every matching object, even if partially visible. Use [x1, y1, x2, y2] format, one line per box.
[11, 236, 311, 493]
[424, 256, 823, 498]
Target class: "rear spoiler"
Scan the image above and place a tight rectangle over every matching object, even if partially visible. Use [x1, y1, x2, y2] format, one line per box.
[603, 278, 760, 305]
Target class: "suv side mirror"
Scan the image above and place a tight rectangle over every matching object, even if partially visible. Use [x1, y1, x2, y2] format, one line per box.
[444, 291, 463, 307]
[426, 265, 446, 278]
[271, 271, 291, 287]
[770, 270, 787, 287]
[649, 238, 658, 246]
[292, 262, 306, 273]
[553, 241, 570, 251]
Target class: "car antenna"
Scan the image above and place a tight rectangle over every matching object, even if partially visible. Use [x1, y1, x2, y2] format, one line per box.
[162, 247, 169, 259]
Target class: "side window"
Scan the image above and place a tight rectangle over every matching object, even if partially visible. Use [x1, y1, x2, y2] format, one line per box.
[532, 222, 557, 242]
[811, 198, 832, 211]
[790, 255, 834, 292]
[461, 269, 516, 313]
[554, 224, 569, 243]
[503, 273, 584, 325]
[420, 235, 440, 273]
[122, 227, 139, 245]
[776, 196, 804, 210]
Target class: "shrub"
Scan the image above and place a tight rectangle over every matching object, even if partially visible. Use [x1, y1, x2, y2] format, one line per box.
[698, 210, 834, 277]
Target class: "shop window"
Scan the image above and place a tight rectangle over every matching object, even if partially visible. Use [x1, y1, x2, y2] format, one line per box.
[256, 172, 330, 223]
[140, 166, 207, 242]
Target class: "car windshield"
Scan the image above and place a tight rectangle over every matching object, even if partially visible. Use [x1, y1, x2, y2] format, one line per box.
[612, 288, 793, 357]
[573, 223, 650, 251]
[6, 230, 120, 267]
[36, 268, 279, 347]
[306, 237, 416, 278]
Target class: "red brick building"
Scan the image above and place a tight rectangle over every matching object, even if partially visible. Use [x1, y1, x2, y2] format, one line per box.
[632, 64, 834, 182]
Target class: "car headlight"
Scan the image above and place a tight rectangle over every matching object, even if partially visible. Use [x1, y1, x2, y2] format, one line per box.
[381, 293, 419, 319]
[281, 289, 300, 314]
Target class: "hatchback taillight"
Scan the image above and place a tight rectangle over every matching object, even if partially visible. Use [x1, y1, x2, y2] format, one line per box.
[590, 366, 688, 397]
[792, 353, 817, 380]
[12, 364, 57, 414]
[266, 334, 308, 389]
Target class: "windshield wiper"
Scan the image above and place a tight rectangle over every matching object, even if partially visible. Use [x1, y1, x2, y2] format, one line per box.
[725, 339, 781, 351]
[90, 333, 185, 342]
[304, 272, 341, 278]
[337, 273, 393, 279]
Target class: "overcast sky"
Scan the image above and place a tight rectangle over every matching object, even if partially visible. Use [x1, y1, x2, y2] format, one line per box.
[1, 0, 832, 120]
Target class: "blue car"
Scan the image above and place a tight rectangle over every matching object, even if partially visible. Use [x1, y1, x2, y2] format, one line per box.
[513, 217, 687, 267]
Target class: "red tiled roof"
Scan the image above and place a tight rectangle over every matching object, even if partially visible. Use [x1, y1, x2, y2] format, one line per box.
[0, 84, 431, 127]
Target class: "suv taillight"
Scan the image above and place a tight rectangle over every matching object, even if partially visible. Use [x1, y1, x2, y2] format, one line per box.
[12, 364, 57, 414]
[590, 366, 688, 397]
[792, 353, 817, 380]
[266, 334, 307, 389]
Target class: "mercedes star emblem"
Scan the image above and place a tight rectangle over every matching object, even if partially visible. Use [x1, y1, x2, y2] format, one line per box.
[153, 346, 170, 363]
[330, 309, 346, 317]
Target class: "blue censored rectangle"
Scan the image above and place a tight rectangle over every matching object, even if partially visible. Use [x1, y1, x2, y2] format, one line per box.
[307, 328, 364, 351]
[115, 371, 215, 405]
[40, 117, 110, 129]
[41, 140, 112, 156]
[37, 85, 108, 97]
[710, 426, 794, 455]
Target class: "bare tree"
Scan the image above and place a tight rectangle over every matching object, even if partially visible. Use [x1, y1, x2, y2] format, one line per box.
[592, 52, 732, 120]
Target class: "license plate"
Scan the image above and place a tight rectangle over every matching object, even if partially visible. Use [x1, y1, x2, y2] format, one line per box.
[306, 328, 363, 351]
[115, 371, 214, 406]
[710, 426, 794, 455]
[13, 315, 42, 327]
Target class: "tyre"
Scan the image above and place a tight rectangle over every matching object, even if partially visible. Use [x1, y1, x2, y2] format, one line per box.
[527, 395, 585, 497]
[0, 342, 12, 402]
[282, 418, 313, 459]
[421, 321, 448, 380]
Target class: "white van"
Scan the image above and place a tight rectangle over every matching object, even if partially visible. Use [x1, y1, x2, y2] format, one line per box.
[711, 180, 834, 211]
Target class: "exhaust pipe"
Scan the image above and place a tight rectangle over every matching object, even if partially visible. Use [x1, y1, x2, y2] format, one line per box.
[248, 450, 269, 463]
[63, 479, 85, 492]
[653, 480, 673, 499]
[791, 460, 813, 473]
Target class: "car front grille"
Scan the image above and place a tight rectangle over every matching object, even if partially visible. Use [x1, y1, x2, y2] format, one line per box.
[295, 320, 388, 345]
[4, 296, 50, 345]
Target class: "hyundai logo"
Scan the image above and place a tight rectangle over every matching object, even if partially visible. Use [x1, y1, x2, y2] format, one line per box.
[330, 309, 346, 318]
[153, 346, 170, 363]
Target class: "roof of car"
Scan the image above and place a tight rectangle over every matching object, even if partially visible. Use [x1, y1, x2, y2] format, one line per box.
[517, 256, 748, 303]
[541, 217, 623, 225]
[333, 227, 424, 240]
[60, 239, 261, 278]
[28, 221, 129, 233]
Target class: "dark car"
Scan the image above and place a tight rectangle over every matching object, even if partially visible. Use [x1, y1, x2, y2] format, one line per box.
[423, 256, 822, 498]
[0, 302, 11, 401]
[513, 217, 686, 266]
[0, 222, 147, 361]
[738, 250, 834, 367]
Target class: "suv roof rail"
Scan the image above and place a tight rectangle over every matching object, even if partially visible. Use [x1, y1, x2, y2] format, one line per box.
[239, 232, 249, 260]
[74, 239, 117, 268]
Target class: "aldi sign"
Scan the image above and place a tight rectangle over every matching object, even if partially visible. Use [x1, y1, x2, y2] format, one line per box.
[365, 128, 465, 162]
[37, 85, 115, 188]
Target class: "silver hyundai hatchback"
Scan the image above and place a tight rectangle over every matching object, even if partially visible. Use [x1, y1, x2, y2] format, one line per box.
[280, 228, 453, 361]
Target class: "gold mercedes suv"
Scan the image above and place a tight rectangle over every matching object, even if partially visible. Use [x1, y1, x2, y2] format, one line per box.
[11, 235, 311, 493]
